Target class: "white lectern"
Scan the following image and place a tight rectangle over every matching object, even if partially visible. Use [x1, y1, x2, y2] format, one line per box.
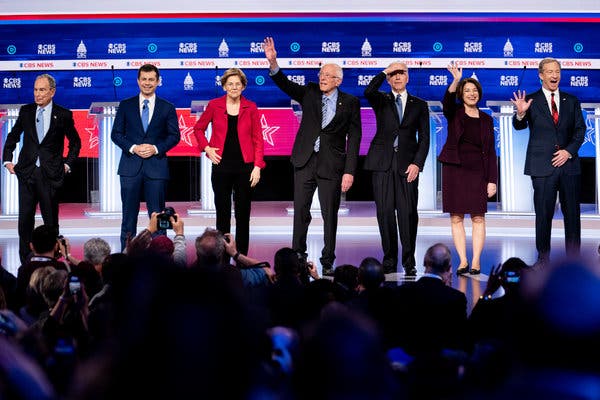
[85, 102, 121, 216]
[486, 101, 534, 213]
[421, 101, 442, 212]
[582, 103, 600, 214]
[0, 104, 24, 217]
[187, 101, 215, 215]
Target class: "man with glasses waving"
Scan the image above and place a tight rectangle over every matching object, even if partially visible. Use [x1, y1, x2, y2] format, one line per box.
[364, 62, 430, 277]
[263, 37, 362, 276]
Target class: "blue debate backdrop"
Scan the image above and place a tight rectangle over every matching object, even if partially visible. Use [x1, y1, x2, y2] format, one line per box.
[1, 14, 599, 156]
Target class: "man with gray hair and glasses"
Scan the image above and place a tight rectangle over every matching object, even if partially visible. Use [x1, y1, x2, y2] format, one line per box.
[263, 37, 362, 277]
[3, 73, 81, 263]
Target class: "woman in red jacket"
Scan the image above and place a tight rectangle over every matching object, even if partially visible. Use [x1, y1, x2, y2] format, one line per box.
[438, 64, 498, 276]
[194, 68, 265, 256]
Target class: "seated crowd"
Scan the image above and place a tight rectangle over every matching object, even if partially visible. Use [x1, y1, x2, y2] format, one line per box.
[0, 213, 599, 399]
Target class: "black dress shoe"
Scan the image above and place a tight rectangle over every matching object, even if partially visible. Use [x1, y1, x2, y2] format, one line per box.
[469, 268, 480, 275]
[322, 265, 334, 277]
[383, 265, 397, 274]
[456, 264, 469, 276]
[404, 267, 417, 277]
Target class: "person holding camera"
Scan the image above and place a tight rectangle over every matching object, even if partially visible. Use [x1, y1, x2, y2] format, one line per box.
[193, 228, 274, 287]
[14, 225, 68, 312]
[127, 210, 187, 266]
[193, 68, 265, 258]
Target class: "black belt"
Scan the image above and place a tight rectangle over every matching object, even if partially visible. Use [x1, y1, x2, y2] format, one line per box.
[393, 146, 399, 152]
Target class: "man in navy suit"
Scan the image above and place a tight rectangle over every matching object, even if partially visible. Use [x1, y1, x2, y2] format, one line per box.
[364, 62, 430, 276]
[3, 73, 81, 262]
[512, 57, 585, 264]
[111, 64, 180, 250]
[263, 37, 362, 276]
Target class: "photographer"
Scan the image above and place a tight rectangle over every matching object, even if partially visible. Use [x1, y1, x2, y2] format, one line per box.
[126, 208, 187, 266]
[15, 225, 68, 312]
[193, 228, 274, 287]
[468, 257, 528, 344]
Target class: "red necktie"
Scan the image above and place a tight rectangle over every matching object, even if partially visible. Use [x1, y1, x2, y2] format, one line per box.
[551, 92, 559, 125]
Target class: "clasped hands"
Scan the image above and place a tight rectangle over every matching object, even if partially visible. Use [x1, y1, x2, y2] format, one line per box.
[134, 143, 157, 159]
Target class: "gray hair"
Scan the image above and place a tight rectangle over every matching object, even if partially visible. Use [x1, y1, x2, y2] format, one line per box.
[320, 63, 343, 80]
[538, 58, 561, 74]
[84, 237, 112, 265]
[36, 73, 56, 89]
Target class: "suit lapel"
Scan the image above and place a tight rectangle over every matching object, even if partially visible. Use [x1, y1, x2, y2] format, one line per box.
[533, 90, 553, 124]
[329, 91, 345, 126]
[148, 98, 158, 130]
[387, 92, 402, 126]
[46, 108, 58, 140]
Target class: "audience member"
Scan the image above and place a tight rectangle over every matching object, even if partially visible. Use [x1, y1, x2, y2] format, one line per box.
[267, 247, 319, 329]
[15, 225, 68, 311]
[193, 228, 273, 287]
[18, 266, 56, 326]
[396, 243, 468, 356]
[0, 256, 17, 311]
[332, 263, 359, 303]
[294, 304, 402, 399]
[126, 211, 186, 266]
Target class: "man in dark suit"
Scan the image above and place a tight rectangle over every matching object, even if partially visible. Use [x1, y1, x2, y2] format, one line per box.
[263, 37, 362, 276]
[111, 64, 180, 251]
[511, 57, 585, 264]
[395, 243, 468, 356]
[3, 74, 81, 262]
[364, 62, 430, 276]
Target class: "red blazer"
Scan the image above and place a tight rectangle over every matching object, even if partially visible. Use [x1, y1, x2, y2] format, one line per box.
[193, 95, 265, 169]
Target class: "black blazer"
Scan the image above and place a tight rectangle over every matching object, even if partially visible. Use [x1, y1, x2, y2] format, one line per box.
[396, 276, 468, 355]
[3, 102, 81, 186]
[512, 89, 585, 177]
[270, 69, 362, 179]
[363, 71, 430, 173]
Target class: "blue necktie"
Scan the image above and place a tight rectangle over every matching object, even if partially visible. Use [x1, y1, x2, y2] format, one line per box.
[36, 108, 45, 166]
[36, 108, 45, 143]
[315, 97, 329, 152]
[394, 95, 403, 147]
[142, 99, 149, 132]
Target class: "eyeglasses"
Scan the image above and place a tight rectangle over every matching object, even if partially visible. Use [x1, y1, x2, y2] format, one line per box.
[225, 82, 243, 88]
[387, 69, 407, 77]
[318, 72, 340, 80]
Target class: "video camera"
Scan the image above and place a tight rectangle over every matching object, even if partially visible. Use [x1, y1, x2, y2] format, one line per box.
[157, 206, 177, 230]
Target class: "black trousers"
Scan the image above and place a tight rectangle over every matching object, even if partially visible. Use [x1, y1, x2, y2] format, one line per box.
[531, 168, 581, 261]
[292, 153, 341, 266]
[18, 167, 59, 262]
[211, 163, 253, 256]
[371, 154, 419, 270]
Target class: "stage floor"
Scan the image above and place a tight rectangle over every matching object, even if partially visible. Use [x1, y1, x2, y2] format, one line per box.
[1, 201, 598, 313]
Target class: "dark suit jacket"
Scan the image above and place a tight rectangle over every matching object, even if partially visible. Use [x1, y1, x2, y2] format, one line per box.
[363, 72, 430, 173]
[3, 102, 81, 186]
[512, 89, 585, 177]
[111, 95, 180, 179]
[396, 276, 468, 355]
[438, 90, 498, 184]
[193, 95, 265, 169]
[270, 69, 361, 179]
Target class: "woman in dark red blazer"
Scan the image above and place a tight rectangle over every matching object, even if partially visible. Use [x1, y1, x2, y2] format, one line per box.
[194, 68, 265, 256]
[438, 64, 498, 276]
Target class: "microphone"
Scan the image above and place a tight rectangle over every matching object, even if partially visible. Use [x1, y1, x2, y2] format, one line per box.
[515, 65, 527, 93]
[111, 65, 118, 100]
[215, 65, 219, 97]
